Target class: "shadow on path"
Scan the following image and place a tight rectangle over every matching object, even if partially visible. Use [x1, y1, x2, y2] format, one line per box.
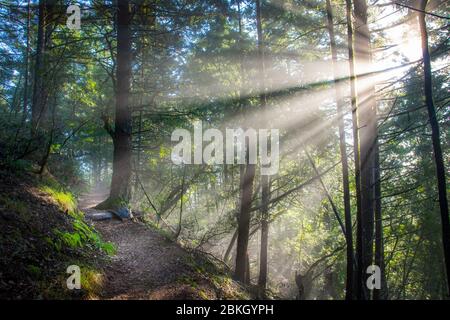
[78, 187, 219, 299]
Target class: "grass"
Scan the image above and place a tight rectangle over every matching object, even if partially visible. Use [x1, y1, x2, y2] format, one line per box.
[38, 263, 105, 299]
[79, 265, 105, 298]
[52, 215, 116, 256]
[39, 185, 77, 214]
[39, 183, 114, 299]
[0, 169, 114, 299]
[39, 182, 116, 256]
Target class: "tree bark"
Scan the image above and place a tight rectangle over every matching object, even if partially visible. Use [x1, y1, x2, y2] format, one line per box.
[99, 1, 133, 207]
[235, 160, 256, 282]
[258, 176, 269, 292]
[22, 0, 31, 121]
[326, 0, 354, 299]
[345, 0, 364, 299]
[31, 0, 52, 131]
[234, 0, 257, 284]
[245, 252, 251, 285]
[353, 0, 377, 300]
[255, 0, 270, 296]
[373, 142, 387, 299]
[417, 0, 450, 296]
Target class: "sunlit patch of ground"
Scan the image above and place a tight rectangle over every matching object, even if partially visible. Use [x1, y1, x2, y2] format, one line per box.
[89, 218, 247, 300]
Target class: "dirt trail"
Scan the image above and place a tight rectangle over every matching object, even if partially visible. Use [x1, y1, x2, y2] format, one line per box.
[78, 190, 217, 300]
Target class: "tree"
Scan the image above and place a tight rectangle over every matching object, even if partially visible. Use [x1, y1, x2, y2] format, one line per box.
[373, 141, 387, 299]
[22, 0, 31, 123]
[1, 0, 449, 301]
[326, 0, 354, 300]
[97, 0, 133, 208]
[345, 0, 364, 299]
[31, 0, 52, 130]
[353, 0, 378, 300]
[234, 157, 256, 283]
[417, 0, 450, 296]
[255, 0, 270, 295]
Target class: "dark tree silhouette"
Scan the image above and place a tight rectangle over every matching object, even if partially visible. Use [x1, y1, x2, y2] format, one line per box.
[326, 0, 354, 300]
[98, 0, 133, 208]
[417, 0, 450, 296]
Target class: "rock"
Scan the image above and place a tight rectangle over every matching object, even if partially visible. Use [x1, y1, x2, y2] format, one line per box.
[86, 211, 114, 221]
[84, 207, 132, 221]
[108, 207, 133, 220]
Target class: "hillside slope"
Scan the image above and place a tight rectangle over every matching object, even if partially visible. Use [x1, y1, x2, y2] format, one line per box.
[0, 169, 110, 299]
[0, 169, 249, 300]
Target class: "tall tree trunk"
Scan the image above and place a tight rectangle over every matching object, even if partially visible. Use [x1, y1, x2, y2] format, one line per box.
[255, 0, 270, 296]
[224, 228, 238, 263]
[258, 175, 269, 292]
[326, 0, 354, 300]
[22, 0, 31, 121]
[38, 94, 57, 175]
[245, 253, 251, 285]
[31, 0, 51, 131]
[235, 160, 256, 282]
[345, 0, 363, 299]
[353, 0, 377, 300]
[234, 0, 256, 284]
[373, 142, 387, 299]
[99, 1, 133, 207]
[417, 0, 450, 296]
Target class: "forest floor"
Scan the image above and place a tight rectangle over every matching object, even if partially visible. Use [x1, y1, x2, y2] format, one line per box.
[0, 168, 248, 299]
[0, 169, 108, 299]
[79, 190, 248, 300]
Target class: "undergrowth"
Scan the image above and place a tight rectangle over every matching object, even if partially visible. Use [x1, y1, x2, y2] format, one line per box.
[39, 183, 116, 256]
[0, 168, 115, 299]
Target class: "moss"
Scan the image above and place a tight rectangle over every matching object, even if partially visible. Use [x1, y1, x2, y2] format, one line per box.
[79, 265, 105, 298]
[38, 182, 116, 256]
[39, 185, 77, 214]
[94, 197, 127, 210]
[52, 216, 116, 256]
[0, 169, 114, 300]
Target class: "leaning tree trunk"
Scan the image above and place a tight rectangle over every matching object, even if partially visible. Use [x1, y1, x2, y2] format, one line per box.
[326, 0, 354, 300]
[417, 0, 450, 296]
[99, 0, 133, 208]
[353, 0, 377, 300]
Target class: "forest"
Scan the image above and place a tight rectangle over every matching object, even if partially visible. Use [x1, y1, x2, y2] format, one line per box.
[0, 0, 448, 300]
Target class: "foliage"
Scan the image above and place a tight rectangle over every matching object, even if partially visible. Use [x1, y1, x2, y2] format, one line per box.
[0, 0, 448, 300]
